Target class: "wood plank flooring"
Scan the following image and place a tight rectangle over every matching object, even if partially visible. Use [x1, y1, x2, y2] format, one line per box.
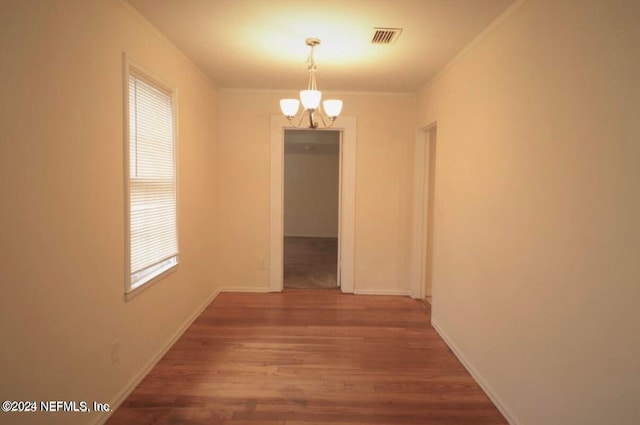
[284, 237, 338, 289]
[106, 290, 507, 425]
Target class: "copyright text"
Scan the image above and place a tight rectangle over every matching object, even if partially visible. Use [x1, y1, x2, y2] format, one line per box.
[1, 400, 111, 413]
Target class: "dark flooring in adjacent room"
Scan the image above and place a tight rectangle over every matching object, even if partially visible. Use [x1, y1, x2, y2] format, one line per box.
[106, 290, 507, 425]
[284, 236, 338, 289]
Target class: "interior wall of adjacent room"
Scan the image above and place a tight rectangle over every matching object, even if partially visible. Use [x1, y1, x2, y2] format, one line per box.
[0, 1, 219, 424]
[217, 91, 416, 294]
[416, 0, 640, 424]
[284, 149, 339, 238]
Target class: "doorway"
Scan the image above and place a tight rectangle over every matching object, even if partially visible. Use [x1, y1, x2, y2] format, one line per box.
[283, 130, 340, 289]
[269, 115, 356, 293]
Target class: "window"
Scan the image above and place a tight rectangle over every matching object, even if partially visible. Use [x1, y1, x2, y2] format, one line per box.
[125, 62, 178, 295]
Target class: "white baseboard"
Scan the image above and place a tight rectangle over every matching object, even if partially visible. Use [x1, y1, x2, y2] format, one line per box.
[353, 288, 412, 296]
[219, 286, 270, 293]
[93, 287, 221, 425]
[431, 318, 520, 425]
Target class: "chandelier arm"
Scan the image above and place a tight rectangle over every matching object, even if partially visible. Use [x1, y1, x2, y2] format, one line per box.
[319, 111, 328, 128]
[319, 106, 336, 128]
[295, 112, 306, 128]
[322, 114, 337, 129]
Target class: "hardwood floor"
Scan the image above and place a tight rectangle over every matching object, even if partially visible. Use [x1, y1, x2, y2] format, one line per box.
[284, 237, 338, 289]
[106, 291, 507, 425]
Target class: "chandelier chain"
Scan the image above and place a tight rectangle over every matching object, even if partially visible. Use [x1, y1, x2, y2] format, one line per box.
[306, 45, 317, 91]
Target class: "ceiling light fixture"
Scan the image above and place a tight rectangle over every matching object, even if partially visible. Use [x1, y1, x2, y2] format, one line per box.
[280, 38, 342, 129]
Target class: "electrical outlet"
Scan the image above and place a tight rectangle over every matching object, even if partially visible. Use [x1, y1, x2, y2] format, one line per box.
[111, 340, 120, 364]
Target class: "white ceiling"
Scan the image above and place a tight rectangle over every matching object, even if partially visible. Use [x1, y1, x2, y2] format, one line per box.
[127, 0, 516, 93]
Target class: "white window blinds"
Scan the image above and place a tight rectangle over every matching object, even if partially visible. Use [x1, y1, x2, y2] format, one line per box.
[127, 69, 178, 291]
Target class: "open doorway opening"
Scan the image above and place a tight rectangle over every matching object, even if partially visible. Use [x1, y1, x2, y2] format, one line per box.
[270, 115, 355, 293]
[283, 129, 340, 289]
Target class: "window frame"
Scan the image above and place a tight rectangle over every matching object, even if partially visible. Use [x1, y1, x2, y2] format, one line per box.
[123, 53, 180, 300]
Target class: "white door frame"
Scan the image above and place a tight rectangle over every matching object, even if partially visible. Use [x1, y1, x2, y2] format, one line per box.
[409, 124, 436, 299]
[269, 115, 356, 293]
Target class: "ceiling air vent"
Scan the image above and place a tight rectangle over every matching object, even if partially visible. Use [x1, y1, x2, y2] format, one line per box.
[371, 27, 403, 44]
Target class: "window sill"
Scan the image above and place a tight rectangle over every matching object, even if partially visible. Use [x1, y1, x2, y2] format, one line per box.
[125, 262, 178, 301]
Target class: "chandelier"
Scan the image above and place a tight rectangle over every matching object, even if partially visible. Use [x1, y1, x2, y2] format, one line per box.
[279, 38, 343, 129]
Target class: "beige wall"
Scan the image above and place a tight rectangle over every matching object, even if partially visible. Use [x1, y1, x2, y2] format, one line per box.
[284, 152, 339, 237]
[217, 91, 416, 293]
[0, 1, 218, 424]
[417, 0, 640, 424]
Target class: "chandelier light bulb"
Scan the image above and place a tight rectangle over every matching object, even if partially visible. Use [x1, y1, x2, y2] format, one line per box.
[323, 99, 343, 119]
[300, 90, 322, 110]
[280, 99, 300, 118]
